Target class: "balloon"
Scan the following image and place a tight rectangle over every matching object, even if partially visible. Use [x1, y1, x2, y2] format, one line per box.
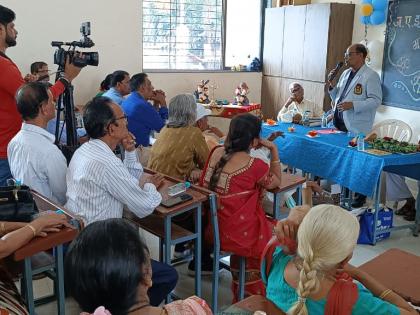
[372, 0, 388, 11]
[361, 3, 374, 16]
[360, 15, 371, 25]
[370, 10, 386, 25]
[367, 40, 384, 69]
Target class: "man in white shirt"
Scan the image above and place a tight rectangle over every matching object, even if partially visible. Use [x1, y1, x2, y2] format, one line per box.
[66, 96, 177, 305]
[277, 82, 323, 123]
[8, 82, 67, 205]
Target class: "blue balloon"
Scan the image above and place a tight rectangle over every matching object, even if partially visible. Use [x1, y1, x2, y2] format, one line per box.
[372, 0, 387, 11]
[370, 10, 386, 25]
[362, 0, 373, 3]
[360, 15, 371, 25]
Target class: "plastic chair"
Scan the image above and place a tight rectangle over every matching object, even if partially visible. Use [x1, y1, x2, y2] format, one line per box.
[372, 119, 412, 142]
[372, 119, 412, 209]
[208, 193, 246, 312]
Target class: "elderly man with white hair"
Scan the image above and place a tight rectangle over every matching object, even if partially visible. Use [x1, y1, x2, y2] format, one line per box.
[277, 82, 323, 123]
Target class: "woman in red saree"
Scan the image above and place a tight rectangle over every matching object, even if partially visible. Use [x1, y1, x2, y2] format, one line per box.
[200, 113, 282, 301]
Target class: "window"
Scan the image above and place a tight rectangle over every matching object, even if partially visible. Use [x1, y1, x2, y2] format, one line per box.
[142, 0, 262, 71]
[143, 0, 223, 70]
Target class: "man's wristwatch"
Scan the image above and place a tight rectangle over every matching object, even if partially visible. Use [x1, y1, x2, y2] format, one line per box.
[58, 76, 71, 89]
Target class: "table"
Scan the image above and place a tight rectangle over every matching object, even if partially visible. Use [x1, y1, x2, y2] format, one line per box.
[262, 123, 420, 243]
[359, 248, 420, 307]
[220, 295, 285, 315]
[123, 169, 208, 300]
[203, 103, 262, 118]
[13, 191, 80, 315]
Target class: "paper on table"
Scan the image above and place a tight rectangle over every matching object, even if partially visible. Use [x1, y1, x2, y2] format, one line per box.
[316, 129, 342, 134]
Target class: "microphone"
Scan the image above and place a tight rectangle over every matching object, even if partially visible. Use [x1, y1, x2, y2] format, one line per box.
[327, 62, 344, 82]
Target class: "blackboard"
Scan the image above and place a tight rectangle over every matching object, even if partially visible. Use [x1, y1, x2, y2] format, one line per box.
[382, 0, 420, 111]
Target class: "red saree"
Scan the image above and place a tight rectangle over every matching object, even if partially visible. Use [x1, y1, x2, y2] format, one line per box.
[201, 154, 275, 301]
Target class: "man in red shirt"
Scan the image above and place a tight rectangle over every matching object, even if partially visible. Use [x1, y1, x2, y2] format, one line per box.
[0, 5, 82, 185]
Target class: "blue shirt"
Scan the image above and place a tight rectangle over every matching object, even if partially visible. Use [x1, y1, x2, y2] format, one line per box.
[102, 87, 124, 105]
[262, 247, 400, 315]
[122, 92, 169, 146]
[47, 119, 87, 144]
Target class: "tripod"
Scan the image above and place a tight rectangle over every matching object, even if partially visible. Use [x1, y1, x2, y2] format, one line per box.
[54, 69, 79, 162]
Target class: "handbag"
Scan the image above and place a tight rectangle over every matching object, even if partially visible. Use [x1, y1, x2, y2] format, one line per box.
[0, 185, 38, 222]
[357, 207, 393, 245]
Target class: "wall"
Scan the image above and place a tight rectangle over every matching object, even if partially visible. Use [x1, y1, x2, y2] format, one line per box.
[311, 0, 420, 142]
[2, 0, 262, 105]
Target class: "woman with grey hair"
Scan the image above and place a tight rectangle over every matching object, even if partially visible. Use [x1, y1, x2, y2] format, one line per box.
[148, 93, 209, 181]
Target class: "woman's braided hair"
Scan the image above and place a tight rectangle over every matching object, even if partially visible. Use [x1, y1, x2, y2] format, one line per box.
[208, 113, 261, 191]
[288, 205, 360, 315]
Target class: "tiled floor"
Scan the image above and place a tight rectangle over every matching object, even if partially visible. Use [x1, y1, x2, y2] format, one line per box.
[33, 195, 419, 314]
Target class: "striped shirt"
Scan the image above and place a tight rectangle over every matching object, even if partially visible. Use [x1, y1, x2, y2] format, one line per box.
[65, 139, 161, 225]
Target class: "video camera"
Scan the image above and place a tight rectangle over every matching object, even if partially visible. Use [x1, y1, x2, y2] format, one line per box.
[51, 22, 99, 68]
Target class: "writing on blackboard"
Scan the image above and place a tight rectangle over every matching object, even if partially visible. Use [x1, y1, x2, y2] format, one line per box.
[414, 38, 420, 50]
[393, 14, 420, 28]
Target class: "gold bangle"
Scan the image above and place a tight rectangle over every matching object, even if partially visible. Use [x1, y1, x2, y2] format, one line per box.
[379, 289, 393, 300]
[26, 224, 37, 237]
[0, 222, 5, 235]
[270, 159, 281, 164]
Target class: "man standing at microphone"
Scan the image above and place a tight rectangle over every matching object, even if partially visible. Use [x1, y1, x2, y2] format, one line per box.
[327, 43, 382, 208]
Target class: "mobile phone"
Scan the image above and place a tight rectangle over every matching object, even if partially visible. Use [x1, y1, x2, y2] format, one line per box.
[161, 193, 193, 208]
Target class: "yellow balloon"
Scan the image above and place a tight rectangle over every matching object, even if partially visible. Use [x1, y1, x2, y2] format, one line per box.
[361, 4, 374, 16]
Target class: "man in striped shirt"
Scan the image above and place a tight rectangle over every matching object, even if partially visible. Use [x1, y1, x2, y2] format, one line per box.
[65, 96, 178, 305]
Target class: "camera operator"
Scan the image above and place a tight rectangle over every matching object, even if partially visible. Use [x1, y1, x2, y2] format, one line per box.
[0, 5, 83, 186]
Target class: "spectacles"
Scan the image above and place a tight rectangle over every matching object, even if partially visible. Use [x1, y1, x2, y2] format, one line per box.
[344, 51, 360, 58]
[108, 115, 128, 128]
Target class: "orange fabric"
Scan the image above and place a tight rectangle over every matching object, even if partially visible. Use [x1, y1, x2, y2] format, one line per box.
[325, 273, 359, 315]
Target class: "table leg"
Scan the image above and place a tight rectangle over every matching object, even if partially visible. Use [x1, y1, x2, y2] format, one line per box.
[23, 257, 35, 315]
[55, 245, 65, 315]
[194, 205, 202, 297]
[372, 176, 382, 245]
[273, 192, 281, 219]
[414, 188, 420, 237]
[164, 216, 172, 303]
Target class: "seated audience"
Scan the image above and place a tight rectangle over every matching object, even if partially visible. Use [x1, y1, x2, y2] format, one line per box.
[200, 113, 281, 300]
[0, 213, 71, 314]
[8, 82, 67, 205]
[102, 70, 130, 105]
[277, 82, 323, 123]
[263, 204, 417, 315]
[195, 103, 225, 150]
[148, 94, 209, 182]
[65, 219, 211, 315]
[65, 96, 177, 306]
[122, 73, 168, 148]
[30, 61, 50, 83]
[96, 73, 113, 97]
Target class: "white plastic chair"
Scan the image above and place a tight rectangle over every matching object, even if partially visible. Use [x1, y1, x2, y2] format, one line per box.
[372, 119, 412, 142]
[372, 120, 413, 208]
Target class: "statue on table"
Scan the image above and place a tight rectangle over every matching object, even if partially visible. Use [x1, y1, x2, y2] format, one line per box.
[194, 80, 210, 104]
[233, 82, 250, 106]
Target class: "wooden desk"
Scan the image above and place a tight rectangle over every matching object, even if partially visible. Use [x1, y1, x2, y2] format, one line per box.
[224, 295, 285, 315]
[359, 248, 420, 307]
[269, 173, 306, 220]
[123, 169, 208, 300]
[13, 191, 80, 315]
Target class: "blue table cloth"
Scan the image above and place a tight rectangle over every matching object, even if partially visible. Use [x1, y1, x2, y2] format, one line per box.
[262, 123, 420, 197]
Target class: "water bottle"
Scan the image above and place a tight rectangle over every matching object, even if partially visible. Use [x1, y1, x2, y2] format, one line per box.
[302, 111, 310, 126]
[168, 181, 191, 196]
[321, 113, 328, 128]
[357, 133, 365, 151]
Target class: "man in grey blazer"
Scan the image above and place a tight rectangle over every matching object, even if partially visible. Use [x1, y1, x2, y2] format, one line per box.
[328, 43, 383, 207]
[328, 43, 382, 134]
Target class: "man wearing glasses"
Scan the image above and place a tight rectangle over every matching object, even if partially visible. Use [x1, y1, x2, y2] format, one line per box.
[328, 43, 382, 208]
[277, 82, 323, 123]
[65, 96, 178, 305]
[30, 61, 50, 83]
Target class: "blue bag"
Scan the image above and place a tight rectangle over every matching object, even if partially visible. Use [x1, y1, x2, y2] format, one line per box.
[357, 207, 393, 245]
